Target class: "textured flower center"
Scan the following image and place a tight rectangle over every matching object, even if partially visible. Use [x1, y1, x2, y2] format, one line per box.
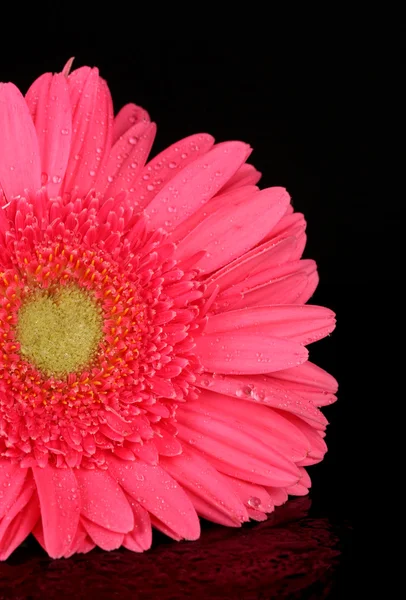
[16, 285, 103, 377]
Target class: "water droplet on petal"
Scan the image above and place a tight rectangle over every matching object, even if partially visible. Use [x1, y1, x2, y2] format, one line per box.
[247, 496, 261, 508]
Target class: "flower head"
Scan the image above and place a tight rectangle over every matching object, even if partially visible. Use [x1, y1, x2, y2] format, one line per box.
[0, 62, 336, 559]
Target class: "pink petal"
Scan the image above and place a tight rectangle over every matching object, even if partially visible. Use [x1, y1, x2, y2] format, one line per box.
[184, 490, 243, 527]
[195, 372, 327, 426]
[176, 410, 300, 487]
[221, 163, 262, 190]
[0, 459, 28, 519]
[62, 67, 113, 196]
[205, 305, 336, 346]
[108, 456, 200, 541]
[286, 482, 309, 496]
[112, 103, 150, 144]
[160, 445, 248, 525]
[279, 413, 328, 461]
[33, 465, 80, 558]
[63, 522, 94, 557]
[174, 187, 289, 274]
[194, 330, 308, 374]
[96, 121, 156, 197]
[266, 487, 288, 506]
[0, 83, 41, 199]
[25, 72, 72, 197]
[0, 492, 40, 561]
[145, 141, 251, 231]
[82, 517, 124, 550]
[75, 468, 133, 533]
[222, 474, 274, 513]
[204, 236, 298, 296]
[271, 361, 338, 393]
[191, 391, 310, 461]
[122, 498, 152, 551]
[170, 184, 259, 245]
[129, 133, 215, 211]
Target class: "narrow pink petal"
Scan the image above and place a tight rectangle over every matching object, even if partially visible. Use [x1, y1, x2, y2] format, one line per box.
[279, 413, 328, 461]
[112, 103, 150, 144]
[62, 67, 113, 196]
[97, 121, 156, 196]
[0, 83, 41, 199]
[221, 163, 262, 190]
[176, 414, 300, 487]
[205, 305, 336, 346]
[122, 498, 152, 551]
[25, 72, 72, 197]
[177, 402, 301, 478]
[194, 330, 308, 374]
[0, 493, 40, 561]
[184, 490, 243, 527]
[145, 141, 251, 230]
[75, 468, 133, 533]
[222, 474, 274, 513]
[63, 522, 93, 557]
[160, 445, 248, 525]
[191, 391, 310, 461]
[286, 482, 309, 496]
[33, 465, 80, 558]
[170, 184, 259, 245]
[108, 456, 200, 540]
[129, 133, 215, 211]
[203, 237, 298, 297]
[195, 372, 327, 426]
[266, 487, 288, 506]
[0, 460, 28, 519]
[231, 273, 310, 309]
[271, 361, 339, 393]
[82, 517, 124, 550]
[174, 187, 289, 274]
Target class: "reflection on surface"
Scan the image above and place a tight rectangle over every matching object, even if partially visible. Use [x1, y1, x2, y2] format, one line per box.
[0, 497, 352, 599]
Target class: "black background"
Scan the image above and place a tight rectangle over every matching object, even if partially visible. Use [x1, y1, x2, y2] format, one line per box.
[0, 9, 375, 598]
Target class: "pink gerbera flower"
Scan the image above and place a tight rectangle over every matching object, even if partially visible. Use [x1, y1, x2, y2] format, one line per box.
[0, 61, 337, 560]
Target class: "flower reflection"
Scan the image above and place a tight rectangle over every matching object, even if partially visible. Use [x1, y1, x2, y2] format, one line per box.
[0, 497, 349, 599]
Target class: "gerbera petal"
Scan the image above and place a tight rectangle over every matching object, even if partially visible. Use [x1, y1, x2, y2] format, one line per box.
[63, 522, 95, 557]
[112, 103, 150, 144]
[0, 83, 41, 199]
[176, 409, 300, 487]
[25, 72, 72, 198]
[271, 361, 339, 393]
[122, 498, 152, 551]
[173, 187, 289, 274]
[145, 141, 251, 230]
[0, 491, 40, 561]
[205, 305, 336, 346]
[0, 460, 28, 519]
[108, 456, 200, 541]
[75, 468, 133, 533]
[189, 391, 311, 461]
[129, 133, 215, 211]
[266, 487, 288, 506]
[222, 474, 274, 513]
[97, 121, 156, 197]
[62, 67, 113, 195]
[203, 237, 298, 297]
[194, 330, 308, 374]
[81, 517, 124, 551]
[221, 163, 262, 190]
[32, 465, 80, 558]
[195, 372, 327, 426]
[160, 445, 249, 525]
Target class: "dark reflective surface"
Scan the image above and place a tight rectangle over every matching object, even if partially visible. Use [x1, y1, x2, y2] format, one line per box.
[0, 497, 353, 599]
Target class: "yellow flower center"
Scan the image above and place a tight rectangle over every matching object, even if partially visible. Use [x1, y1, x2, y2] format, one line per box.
[16, 285, 103, 377]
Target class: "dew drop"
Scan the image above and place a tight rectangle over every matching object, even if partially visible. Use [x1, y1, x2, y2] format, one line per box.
[247, 496, 261, 508]
[169, 161, 177, 169]
[61, 128, 69, 135]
